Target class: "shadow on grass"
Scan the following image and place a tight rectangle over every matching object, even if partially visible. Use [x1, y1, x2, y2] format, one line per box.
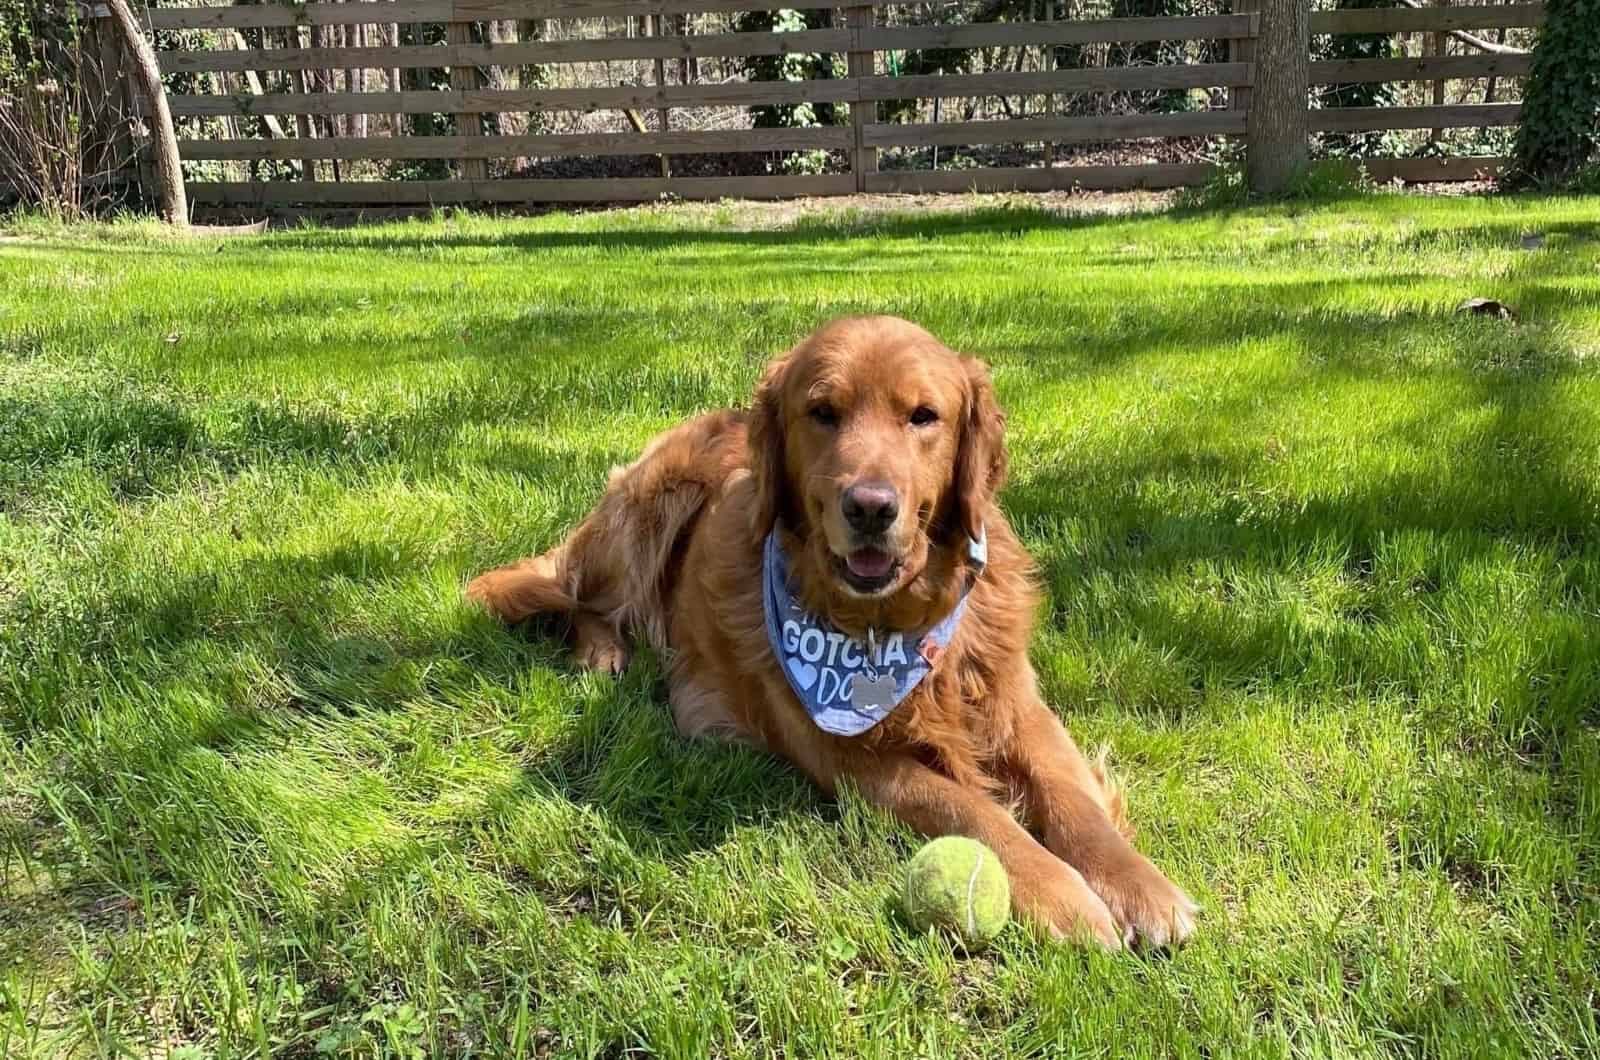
[9, 529, 810, 869]
[255, 204, 1163, 255]
[14, 264, 1574, 516]
[231, 198, 1600, 261]
[1008, 352, 1600, 750]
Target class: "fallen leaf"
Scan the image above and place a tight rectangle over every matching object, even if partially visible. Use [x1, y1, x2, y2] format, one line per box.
[1455, 297, 1516, 321]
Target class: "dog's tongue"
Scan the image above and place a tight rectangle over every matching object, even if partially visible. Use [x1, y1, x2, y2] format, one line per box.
[847, 548, 894, 580]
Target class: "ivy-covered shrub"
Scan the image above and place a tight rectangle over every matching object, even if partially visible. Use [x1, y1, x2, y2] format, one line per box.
[736, 8, 844, 130]
[734, 8, 846, 174]
[1508, 0, 1600, 187]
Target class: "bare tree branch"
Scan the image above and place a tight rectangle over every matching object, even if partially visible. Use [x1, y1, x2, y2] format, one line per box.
[228, 30, 290, 140]
[1392, 0, 1531, 55]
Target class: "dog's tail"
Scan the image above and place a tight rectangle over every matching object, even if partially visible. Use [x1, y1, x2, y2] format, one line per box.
[464, 545, 582, 623]
[466, 411, 737, 651]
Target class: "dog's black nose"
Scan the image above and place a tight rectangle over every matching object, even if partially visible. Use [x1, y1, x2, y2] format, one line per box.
[842, 482, 899, 534]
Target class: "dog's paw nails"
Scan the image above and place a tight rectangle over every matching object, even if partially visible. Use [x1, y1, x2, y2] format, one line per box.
[1093, 864, 1198, 951]
[1015, 859, 1124, 950]
[1076, 912, 1125, 952]
[577, 640, 629, 676]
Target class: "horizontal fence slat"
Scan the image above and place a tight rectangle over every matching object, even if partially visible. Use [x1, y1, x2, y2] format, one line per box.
[1356, 156, 1509, 182]
[1309, 53, 1532, 84]
[856, 13, 1257, 51]
[160, 16, 1262, 73]
[1311, 102, 1522, 132]
[149, 0, 899, 30]
[159, 29, 855, 73]
[862, 110, 1244, 148]
[152, 2, 1548, 35]
[185, 173, 854, 203]
[153, 0, 448, 29]
[165, 62, 1252, 115]
[864, 162, 1215, 194]
[166, 81, 858, 116]
[178, 126, 850, 159]
[855, 62, 1253, 100]
[1310, 3, 1544, 34]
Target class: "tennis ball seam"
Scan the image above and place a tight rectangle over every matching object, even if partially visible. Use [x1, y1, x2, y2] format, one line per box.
[964, 848, 984, 937]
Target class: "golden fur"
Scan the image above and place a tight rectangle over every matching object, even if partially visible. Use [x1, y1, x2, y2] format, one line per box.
[467, 316, 1196, 948]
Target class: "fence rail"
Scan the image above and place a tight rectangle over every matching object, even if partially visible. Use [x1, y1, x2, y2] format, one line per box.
[162, 62, 1256, 117]
[145, 0, 904, 30]
[103, 0, 1547, 208]
[179, 127, 854, 159]
[1308, 4, 1544, 33]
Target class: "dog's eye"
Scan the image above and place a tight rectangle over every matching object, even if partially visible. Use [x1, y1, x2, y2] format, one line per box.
[909, 406, 939, 427]
[808, 404, 839, 428]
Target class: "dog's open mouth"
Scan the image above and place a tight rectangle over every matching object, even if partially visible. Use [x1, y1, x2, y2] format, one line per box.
[837, 546, 901, 594]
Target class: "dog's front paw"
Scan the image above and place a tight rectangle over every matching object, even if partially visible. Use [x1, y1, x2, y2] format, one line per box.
[1009, 853, 1123, 950]
[571, 614, 629, 675]
[1088, 856, 1197, 949]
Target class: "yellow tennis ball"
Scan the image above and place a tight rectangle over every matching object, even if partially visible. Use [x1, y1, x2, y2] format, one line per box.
[902, 836, 1010, 948]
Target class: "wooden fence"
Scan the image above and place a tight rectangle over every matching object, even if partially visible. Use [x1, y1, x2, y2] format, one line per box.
[100, 0, 1544, 207]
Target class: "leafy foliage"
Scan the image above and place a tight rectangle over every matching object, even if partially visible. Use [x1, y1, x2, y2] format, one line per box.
[734, 7, 846, 173]
[1509, 0, 1600, 187]
[877, 2, 975, 125]
[736, 8, 845, 131]
[1313, 0, 1401, 156]
[1111, 0, 1191, 112]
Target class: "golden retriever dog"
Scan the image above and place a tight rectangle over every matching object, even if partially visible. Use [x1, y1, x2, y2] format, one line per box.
[467, 316, 1196, 948]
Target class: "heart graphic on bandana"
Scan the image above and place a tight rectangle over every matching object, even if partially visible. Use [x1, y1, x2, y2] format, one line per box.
[787, 657, 819, 691]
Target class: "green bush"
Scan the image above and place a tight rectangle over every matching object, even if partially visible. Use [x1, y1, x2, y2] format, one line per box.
[1508, 0, 1600, 187]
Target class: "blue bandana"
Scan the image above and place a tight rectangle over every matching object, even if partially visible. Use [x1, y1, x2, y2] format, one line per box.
[761, 528, 987, 736]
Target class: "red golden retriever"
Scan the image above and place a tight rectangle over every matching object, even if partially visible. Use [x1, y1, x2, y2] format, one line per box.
[467, 316, 1196, 948]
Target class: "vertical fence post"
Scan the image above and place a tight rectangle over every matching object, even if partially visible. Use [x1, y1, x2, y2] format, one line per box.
[651, 13, 670, 178]
[1429, 0, 1448, 142]
[389, 20, 403, 140]
[1245, 0, 1309, 194]
[291, 27, 318, 181]
[1041, 0, 1055, 169]
[1229, 0, 1257, 117]
[449, 18, 487, 182]
[845, 5, 876, 193]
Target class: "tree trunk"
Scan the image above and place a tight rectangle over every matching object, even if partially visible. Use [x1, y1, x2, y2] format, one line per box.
[103, 0, 186, 224]
[1246, 0, 1310, 195]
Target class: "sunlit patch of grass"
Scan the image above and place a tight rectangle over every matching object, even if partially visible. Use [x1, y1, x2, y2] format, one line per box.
[2, 192, 1599, 1058]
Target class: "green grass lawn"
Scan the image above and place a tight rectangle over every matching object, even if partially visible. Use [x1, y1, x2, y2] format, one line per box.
[3, 192, 1600, 1059]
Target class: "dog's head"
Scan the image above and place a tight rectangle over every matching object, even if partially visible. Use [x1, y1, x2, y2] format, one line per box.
[748, 316, 1006, 599]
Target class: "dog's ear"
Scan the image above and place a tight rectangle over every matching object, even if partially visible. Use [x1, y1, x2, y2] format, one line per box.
[953, 356, 1007, 542]
[747, 354, 790, 541]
